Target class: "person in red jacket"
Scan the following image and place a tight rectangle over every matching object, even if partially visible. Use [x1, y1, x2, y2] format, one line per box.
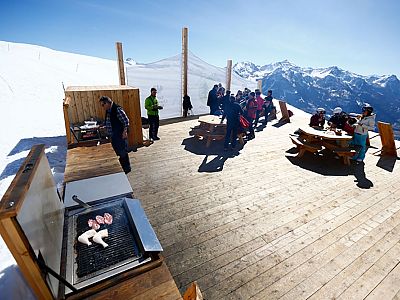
[245, 92, 257, 140]
[309, 108, 326, 129]
[254, 89, 264, 127]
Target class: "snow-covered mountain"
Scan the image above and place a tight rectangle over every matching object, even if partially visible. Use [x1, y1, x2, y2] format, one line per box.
[233, 61, 400, 130]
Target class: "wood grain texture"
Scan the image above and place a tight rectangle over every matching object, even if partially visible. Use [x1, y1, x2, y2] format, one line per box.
[63, 86, 143, 147]
[63, 143, 122, 183]
[127, 110, 400, 299]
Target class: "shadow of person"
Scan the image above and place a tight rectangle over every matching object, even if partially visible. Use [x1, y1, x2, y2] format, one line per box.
[198, 154, 229, 172]
[352, 162, 373, 189]
[182, 136, 243, 172]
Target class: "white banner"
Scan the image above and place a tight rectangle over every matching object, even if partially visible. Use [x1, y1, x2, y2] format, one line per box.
[126, 52, 256, 119]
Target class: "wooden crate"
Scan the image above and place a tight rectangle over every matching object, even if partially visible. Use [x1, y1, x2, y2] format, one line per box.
[63, 85, 143, 148]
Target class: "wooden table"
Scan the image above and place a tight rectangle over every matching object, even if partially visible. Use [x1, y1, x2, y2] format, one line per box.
[298, 127, 352, 147]
[292, 127, 355, 165]
[193, 115, 227, 147]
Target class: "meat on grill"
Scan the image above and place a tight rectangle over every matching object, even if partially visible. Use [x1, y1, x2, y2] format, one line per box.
[104, 213, 113, 225]
[77, 229, 97, 246]
[96, 215, 105, 224]
[93, 229, 109, 248]
[88, 219, 100, 230]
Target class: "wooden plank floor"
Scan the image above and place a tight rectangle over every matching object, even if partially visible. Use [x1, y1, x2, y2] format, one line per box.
[127, 111, 400, 300]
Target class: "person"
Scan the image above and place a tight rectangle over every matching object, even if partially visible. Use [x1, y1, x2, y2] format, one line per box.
[254, 89, 264, 127]
[309, 108, 326, 129]
[245, 92, 258, 140]
[263, 90, 274, 123]
[99, 96, 131, 174]
[183, 94, 192, 117]
[207, 84, 219, 114]
[343, 115, 357, 135]
[145, 88, 163, 140]
[351, 103, 375, 162]
[328, 107, 347, 129]
[222, 90, 231, 112]
[222, 95, 243, 150]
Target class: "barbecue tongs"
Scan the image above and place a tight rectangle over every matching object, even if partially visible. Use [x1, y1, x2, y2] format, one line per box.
[71, 195, 91, 209]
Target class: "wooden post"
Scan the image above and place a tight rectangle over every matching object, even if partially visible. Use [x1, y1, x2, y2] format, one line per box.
[63, 96, 72, 144]
[257, 79, 262, 94]
[226, 59, 232, 91]
[182, 27, 188, 115]
[116, 42, 126, 85]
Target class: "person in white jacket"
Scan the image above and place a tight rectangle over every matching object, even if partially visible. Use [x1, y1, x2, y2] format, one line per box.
[352, 103, 376, 162]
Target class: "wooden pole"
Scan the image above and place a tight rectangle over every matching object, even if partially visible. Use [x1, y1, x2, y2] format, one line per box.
[226, 59, 232, 91]
[257, 79, 262, 94]
[116, 42, 126, 85]
[182, 27, 188, 115]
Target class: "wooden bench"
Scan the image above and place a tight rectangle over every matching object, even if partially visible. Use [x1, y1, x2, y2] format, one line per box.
[332, 145, 362, 165]
[290, 136, 322, 157]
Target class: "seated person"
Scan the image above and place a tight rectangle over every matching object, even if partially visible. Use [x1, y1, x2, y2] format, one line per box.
[343, 116, 357, 135]
[309, 108, 326, 129]
[328, 107, 347, 129]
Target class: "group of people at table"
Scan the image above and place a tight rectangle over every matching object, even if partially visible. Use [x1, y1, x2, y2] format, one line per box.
[206, 83, 376, 163]
[207, 84, 275, 150]
[308, 104, 376, 162]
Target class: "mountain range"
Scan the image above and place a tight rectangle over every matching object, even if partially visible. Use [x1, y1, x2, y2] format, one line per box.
[233, 60, 400, 131]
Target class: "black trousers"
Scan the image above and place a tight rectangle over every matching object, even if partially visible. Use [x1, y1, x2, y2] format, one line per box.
[111, 135, 131, 174]
[148, 115, 160, 139]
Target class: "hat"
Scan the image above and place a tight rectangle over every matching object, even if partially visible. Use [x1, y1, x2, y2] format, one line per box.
[333, 107, 342, 114]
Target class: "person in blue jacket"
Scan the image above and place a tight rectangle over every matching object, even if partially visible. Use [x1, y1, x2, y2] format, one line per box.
[222, 95, 243, 150]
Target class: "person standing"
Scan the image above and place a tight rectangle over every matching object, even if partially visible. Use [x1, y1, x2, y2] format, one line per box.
[263, 90, 274, 123]
[145, 88, 163, 140]
[245, 92, 258, 140]
[182, 94, 192, 117]
[351, 103, 375, 162]
[254, 89, 264, 127]
[207, 84, 218, 114]
[99, 96, 131, 174]
[222, 95, 243, 150]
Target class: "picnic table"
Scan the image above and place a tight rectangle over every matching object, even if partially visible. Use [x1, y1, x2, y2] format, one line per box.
[290, 127, 357, 165]
[190, 115, 245, 147]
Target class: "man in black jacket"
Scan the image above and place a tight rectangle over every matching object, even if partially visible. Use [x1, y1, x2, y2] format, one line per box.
[207, 84, 219, 114]
[99, 96, 131, 174]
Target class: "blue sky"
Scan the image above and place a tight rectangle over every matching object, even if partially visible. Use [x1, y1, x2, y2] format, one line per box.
[1, 0, 399, 77]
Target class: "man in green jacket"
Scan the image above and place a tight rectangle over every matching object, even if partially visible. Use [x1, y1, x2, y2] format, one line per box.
[145, 88, 163, 140]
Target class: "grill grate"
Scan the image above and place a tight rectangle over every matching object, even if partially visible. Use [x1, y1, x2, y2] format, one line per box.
[75, 202, 140, 278]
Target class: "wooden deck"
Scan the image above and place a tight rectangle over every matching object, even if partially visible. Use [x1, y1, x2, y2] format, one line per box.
[127, 112, 400, 300]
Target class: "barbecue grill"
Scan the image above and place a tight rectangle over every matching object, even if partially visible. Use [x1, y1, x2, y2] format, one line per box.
[0, 145, 163, 299]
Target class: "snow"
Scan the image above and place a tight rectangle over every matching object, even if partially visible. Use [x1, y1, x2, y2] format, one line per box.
[0, 40, 258, 299]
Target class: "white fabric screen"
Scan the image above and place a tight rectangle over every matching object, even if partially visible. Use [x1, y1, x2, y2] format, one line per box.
[126, 52, 256, 119]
